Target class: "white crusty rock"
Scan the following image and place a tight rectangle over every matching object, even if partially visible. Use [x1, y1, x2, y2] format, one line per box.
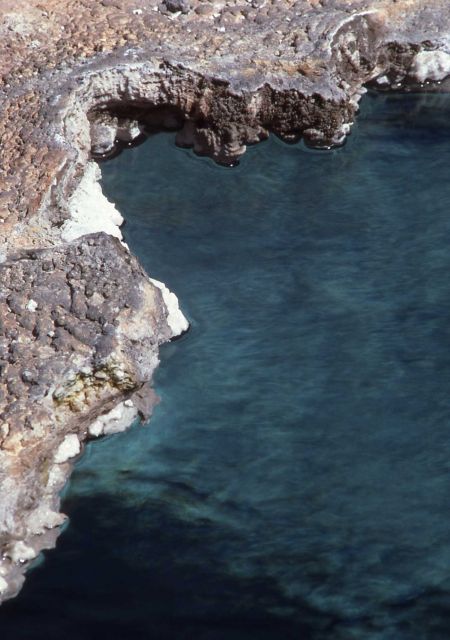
[6, 542, 37, 564]
[25, 299, 38, 312]
[26, 507, 67, 536]
[411, 49, 450, 83]
[54, 434, 81, 464]
[0, 577, 8, 595]
[63, 162, 124, 242]
[150, 278, 189, 337]
[88, 401, 139, 437]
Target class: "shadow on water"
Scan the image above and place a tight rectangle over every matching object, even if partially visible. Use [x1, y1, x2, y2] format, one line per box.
[1, 494, 450, 640]
[4, 491, 450, 640]
[1, 493, 337, 640]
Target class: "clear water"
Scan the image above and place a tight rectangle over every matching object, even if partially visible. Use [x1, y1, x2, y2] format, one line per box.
[3, 92, 450, 639]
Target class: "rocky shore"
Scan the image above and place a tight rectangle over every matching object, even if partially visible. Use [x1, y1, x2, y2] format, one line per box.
[0, 0, 449, 603]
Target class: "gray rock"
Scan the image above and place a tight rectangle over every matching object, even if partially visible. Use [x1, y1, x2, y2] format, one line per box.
[163, 0, 190, 13]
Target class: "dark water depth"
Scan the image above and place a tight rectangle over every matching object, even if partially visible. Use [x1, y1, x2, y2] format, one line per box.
[3, 92, 450, 639]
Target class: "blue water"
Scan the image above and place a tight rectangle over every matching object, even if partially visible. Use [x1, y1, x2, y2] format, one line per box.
[3, 92, 450, 639]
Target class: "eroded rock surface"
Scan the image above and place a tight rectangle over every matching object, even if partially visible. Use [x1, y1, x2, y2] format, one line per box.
[0, 0, 450, 603]
[0, 233, 179, 599]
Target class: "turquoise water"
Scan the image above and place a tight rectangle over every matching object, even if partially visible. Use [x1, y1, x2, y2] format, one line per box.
[3, 92, 450, 639]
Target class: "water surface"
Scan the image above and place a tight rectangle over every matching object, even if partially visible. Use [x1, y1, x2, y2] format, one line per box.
[3, 92, 450, 639]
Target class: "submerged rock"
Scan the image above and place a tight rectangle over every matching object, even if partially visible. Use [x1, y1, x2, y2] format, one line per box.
[0, 0, 450, 603]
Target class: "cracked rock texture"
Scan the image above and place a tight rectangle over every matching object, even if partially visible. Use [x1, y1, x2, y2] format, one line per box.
[1, 0, 450, 603]
[0, 233, 176, 599]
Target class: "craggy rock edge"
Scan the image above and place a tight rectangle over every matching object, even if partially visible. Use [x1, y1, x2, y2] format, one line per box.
[1, 0, 450, 603]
